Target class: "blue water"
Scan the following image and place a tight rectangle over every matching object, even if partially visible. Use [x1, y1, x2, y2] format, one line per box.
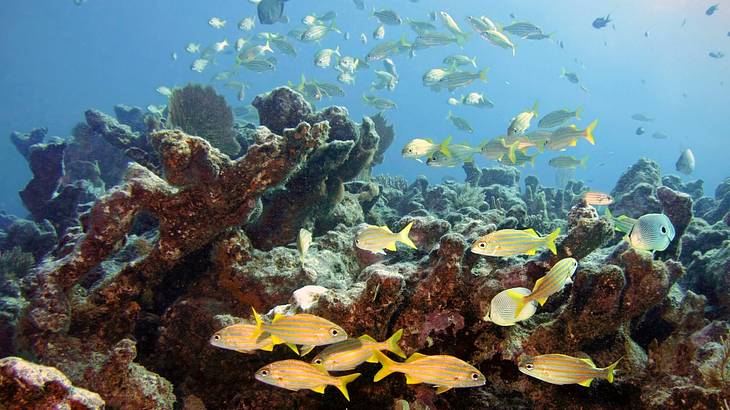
[1, 0, 728, 216]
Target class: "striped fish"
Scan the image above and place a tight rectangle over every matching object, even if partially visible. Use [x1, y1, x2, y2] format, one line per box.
[507, 101, 539, 136]
[373, 351, 486, 394]
[484, 287, 537, 326]
[471, 228, 561, 257]
[252, 308, 347, 355]
[538, 108, 582, 129]
[604, 208, 635, 234]
[356, 221, 417, 254]
[518, 354, 622, 387]
[605, 209, 675, 252]
[312, 329, 406, 371]
[297, 228, 312, 262]
[209, 323, 273, 353]
[437, 68, 489, 91]
[506, 258, 578, 317]
[583, 191, 614, 206]
[545, 120, 597, 151]
[255, 360, 360, 401]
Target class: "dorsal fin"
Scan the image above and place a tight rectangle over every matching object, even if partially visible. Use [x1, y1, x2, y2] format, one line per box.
[406, 352, 427, 363]
[523, 228, 538, 236]
[272, 313, 285, 323]
[359, 334, 377, 342]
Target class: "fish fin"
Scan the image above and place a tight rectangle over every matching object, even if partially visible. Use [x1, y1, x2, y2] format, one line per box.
[405, 352, 427, 363]
[386, 329, 406, 358]
[580, 156, 589, 169]
[397, 221, 417, 249]
[526, 248, 536, 255]
[569, 139, 578, 147]
[560, 67, 566, 77]
[385, 242, 397, 251]
[270, 335, 284, 345]
[272, 313, 285, 323]
[251, 307, 264, 339]
[335, 373, 360, 401]
[286, 343, 299, 355]
[537, 297, 548, 306]
[299, 345, 315, 356]
[405, 374, 423, 384]
[604, 357, 623, 383]
[505, 289, 528, 318]
[584, 119, 598, 145]
[373, 350, 397, 382]
[479, 67, 490, 82]
[575, 106, 583, 120]
[259, 344, 274, 352]
[440, 136, 453, 158]
[579, 357, 597, 367]
[523, 228, 538, 236]
[578, 378, 593, 387]
[359, 334, 377, 342]
[311, 385, 326, 394]
[531, 100, 539, 117]
[435, 386, 451, 394]
[545, 227, 561, 255]
[380, 225, 393, 233]
[365, 354, 379, 363]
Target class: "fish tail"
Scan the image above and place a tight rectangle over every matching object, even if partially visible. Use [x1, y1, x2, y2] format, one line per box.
[575, 106, 583, 120]
[446, 110, 452, 119]
[373, 350, 398, 382]
[584, 119, 598, 145]
[545, 227, 561, 255]
[335, 373, 361, 401]
[330, 21, 341, 34]
[263, 41, 272, 53]
[505, 289, 528, 319]
[580, 156, 589, 169]
[560, 67, 566, 77]
[479, 67, 490, 82]
[251, 307, 263, 339]
[470, 56, 477, 67]
[386, 329, 406, 358]
[604, 357, 623, 383]
[397, 221, 417, 249]
[531, 100, 539, 117]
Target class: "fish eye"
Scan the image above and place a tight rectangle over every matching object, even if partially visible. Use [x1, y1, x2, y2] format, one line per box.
[261, 369, 269, 376]
[330, 328, 340, 337]
[212, 335, 221, 341]
[661, 226, 667, 234]
[314, 358, 323, 365]
[471, 373, 480, 380]
[525, 364, 534, 371]
[478, 242, 486, 248]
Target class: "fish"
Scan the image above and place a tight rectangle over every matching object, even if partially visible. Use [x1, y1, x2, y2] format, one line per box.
[190, 59, 210, 73]
[524, 32, 553, 40]
[366, 37, 408, 61]
[413, 32, 459, 49]
[270, 38, 296, 56]
[465, 16, 492, 33]
[443, 54, 477, 67]
[437, 68, 489, 92]
[439, 11, 467, 41]
[171, 52, 178, 61]
[311, 329, 406, 371]
[301, 23, 340, 42]
[373, 9, 402, 25]
[239, 16, 256, 31]
[470, 227, 561, 256]
[371, 70, 398, 91]
[297, 228, 312, 262]
[545, 120, 598, 151]
[506, 258, 578, 317]
[709, 51, 725, 59]
[446, 111, 473, 133]
[507, 101, 539, 136]
[519, 354, 622, 387]
[675, 149, 695, 175]
[362, 95, 397, 110]
[241, 57, 277, 72]
[448, 97, 460, 106]
[605, 210, 676, 252]
[548, 155, 588, 169]
[651, 131, 669, 139]
[422, 67, 453, 89]
[255, 360, 360, 401]
[210, 323, 274, 353]
[507, 150, 538, 167]
[373, 25, 386, 40]
[317, 81, 346, 98]
[631, 113, 654, 122]
[257, 0, 289, 25]
[156, 86, 173, 97]
[408, 19, 437, 34]
[355, 222, 417, 254]
[361, 33, 368, 44]
[592, 15, 611, 29]
[251, 308, 348, 355]
[314, 46, 340, 68]
[383, 58, 398, 78]
[338, 56, 360, 74]
[402, 137, 452, 159]
[503, 21, 543, 38]
[373, 351, 486, 394]
[461, 92, 494, 109]
[706, 4, 719, 16]
[583, 192, 614, 206]
[427, 150, 468, 167]
[214, 39, 230, 52]
[484, 287, 537, 326]
[185, 43, 200, 53]
[560, 68, 580, 84]
[538, 108, 582, 129]
[503, 136, 546, 163]
[480, 138, 510, 161]
[209, 17, 226, 29]
[635, 126, 645, 135]
[479, 29, 516, 56]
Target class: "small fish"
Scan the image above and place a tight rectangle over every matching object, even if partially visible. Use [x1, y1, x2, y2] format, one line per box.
[156, 86, 173, 97]
[675, 148, 695, 175]
[414, 32, 459, 48]
[583, 192, 614, 206]
[190, 59, 209, 72]
[361, 33, 368, 44]
[214, 39, 229, 52]
[524, 32, 553, 40]
[507, 101, 539, 136]
[471, 228, 561, 257]
[362, 94, 397, 111]
[297, 228, 312, 262]
[171, 52, 178, 61]
[311, 329, 406, 371]
[631, 113, 654, 122]
[635, 126, 645, 135]
[314, 46, 340, 68]
[338, 56, 360, 73]
[548, 155, 588, 169]
[448, 97, 460, 106]
[402, 137, 452, 159]
[210, 324, 274, 353]
[241, 57, 277, 72]
[706, 4, 719, 16]
[480, 30, 516, 56]
[373, 25, 386, 40]
[651, 131, 669, 140]
[427, 150, 467, 167]
[408, 19, 437, 34]
[709, 51, 725, 59]
[439, 11, 467, 41]
[366, 37, 407, 61]
[437, 68, 490, 92]
[447, 110, 473, 133]
[255, 360, 360, 401]
[373, 351, 485, 394]
[251, 309, 348, 355]
[480, 138, 509, 161]
[443, 54, 477, 67]
[422, 67, 453, 89]
[560, 68, 580, 84]
[484, 287, 537, 326]
[545, 120, 598, 151]
[239, 16, 256, 31]
[209, 17, 226, 29]
[538, 108, 582, 129]
[301, 23, 340, 42]
[592, 15, 611, 29]
[383, 58, 398, 78]
[185, 43, 201, 53]
[605, 209, 676, 252]
[461, 92, 494, 109]
[371, 70, 398, 91]
[503, 21, 543, 38]
[373, 9, 402, 25]
[356, 222, 416, 254]
[519, 354, 621, 386]
[506, 258, 578, 317]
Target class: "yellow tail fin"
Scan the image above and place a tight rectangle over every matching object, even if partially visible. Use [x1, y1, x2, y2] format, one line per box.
[373, 350, 398, 382]
[397, 221, 417, 249]
[335, 373, 361, 401]
[251, 307, 263, 339]
[584, 119, 598, 145]
[604, 357, 623, 383]
[545, 228, 561, 255]
[505, 289, 527, 319]
[386, 329, 406, 358]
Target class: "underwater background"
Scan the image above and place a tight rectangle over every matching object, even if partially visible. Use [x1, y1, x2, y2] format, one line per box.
[0, 0, 729, 409]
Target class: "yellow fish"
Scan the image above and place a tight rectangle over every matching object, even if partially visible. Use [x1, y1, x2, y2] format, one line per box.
[209, 323, 273, 353]
[518, 354, 621, 387]
[311, 329, 406, 371]
[373, 351, 486, 394]
[356, 221, 417, 254]
[252, 308, 348, 355]
[402, 136, 453, 160]
[471, 228, 561, 257]
[506, 258, 578, 317]
[255, 360, 360, 401]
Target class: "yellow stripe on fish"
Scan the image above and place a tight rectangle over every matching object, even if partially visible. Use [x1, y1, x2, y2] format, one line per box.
[373, 351, 485, 394]
[252, 308, 347, 355]
[518, 354, 622, 387]
[583, 191, 613, 206]
[356, 221, 417, 254]
[471, 228, 560, 257]
[311, 329, 405, 371]
[506, 258, 578, 318]
[255, 360, 360, 401]
[209, 323, 274, 353]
